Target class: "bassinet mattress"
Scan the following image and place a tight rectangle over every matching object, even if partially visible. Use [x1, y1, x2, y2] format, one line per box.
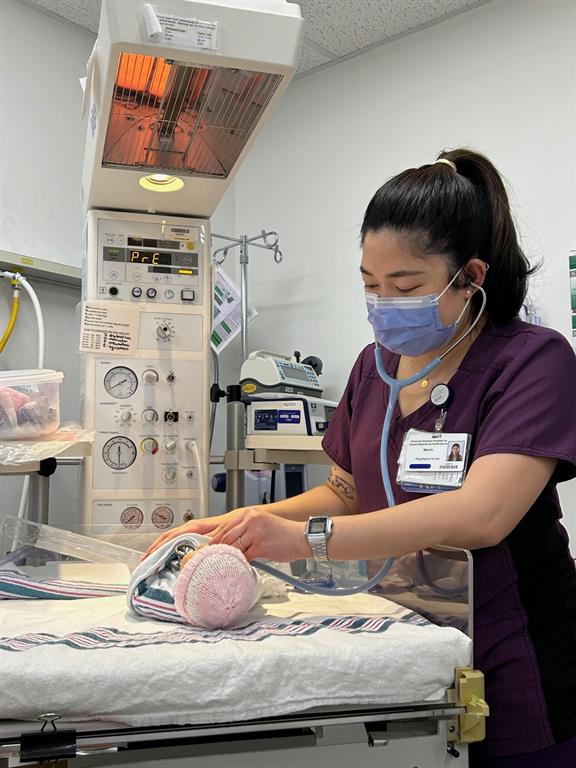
[0, 564, 471, 726]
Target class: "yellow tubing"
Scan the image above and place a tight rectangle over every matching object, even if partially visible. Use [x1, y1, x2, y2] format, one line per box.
[0, 283, 20, 353]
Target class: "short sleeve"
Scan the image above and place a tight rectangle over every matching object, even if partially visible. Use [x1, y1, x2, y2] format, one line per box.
[321, 347, 369, 473]
[473, 331, 576, 483]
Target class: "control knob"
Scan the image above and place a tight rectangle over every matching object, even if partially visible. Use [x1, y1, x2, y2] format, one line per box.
[142, 408, 159, 423]
[141, 437, 159, 455]
[163, 467, 177, 482]
[157, 323, 173, 339]
[143, 369, 159, 384]
[164, 439, 178, 453]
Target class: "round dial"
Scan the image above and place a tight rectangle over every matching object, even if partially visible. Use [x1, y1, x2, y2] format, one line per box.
[152, 505, 174, 529]
[141, 437, 159, 455]
[163, 467, 177, 482]
[102, 436, 137, 470]
[156, 323, 173, 339]
[104, 366, 138, 399]
[142, 408, 159, 423]
[120, 506, 143, 530]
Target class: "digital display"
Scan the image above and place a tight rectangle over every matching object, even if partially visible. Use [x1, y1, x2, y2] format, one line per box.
[129, 250, 171, 265]
[308, 519, 326, 533]
[128, 250, 199, 268]
[127, 237, 180, 249]
[103, 246, 126, 263]
[279, 364, 310, 382]
[103, 244, 199, 272]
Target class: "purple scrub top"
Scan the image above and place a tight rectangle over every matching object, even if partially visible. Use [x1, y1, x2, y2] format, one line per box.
[322, 319, 576, 760]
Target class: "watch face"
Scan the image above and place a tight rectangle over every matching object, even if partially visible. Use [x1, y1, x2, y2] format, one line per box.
[308, 519, 326, 534]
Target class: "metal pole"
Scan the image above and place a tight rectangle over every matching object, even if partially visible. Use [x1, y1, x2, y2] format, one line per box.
[240, 235, 249, 363]
[28, 475, 50, 525]
[226, 388, 245, 512]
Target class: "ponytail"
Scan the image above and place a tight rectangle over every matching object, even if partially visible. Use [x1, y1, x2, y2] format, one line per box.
[361, 148, 534, 325]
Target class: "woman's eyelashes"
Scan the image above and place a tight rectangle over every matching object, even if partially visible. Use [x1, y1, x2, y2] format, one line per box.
[362, 283, 423, 294]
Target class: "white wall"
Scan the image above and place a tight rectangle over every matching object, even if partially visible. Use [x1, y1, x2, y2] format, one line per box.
[232, 0, 576, 537]
[0, 1, 237, 529]
[0, 0, 96, 266]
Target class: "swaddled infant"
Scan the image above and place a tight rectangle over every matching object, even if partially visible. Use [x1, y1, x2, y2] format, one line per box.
[128, 536, 285, 630]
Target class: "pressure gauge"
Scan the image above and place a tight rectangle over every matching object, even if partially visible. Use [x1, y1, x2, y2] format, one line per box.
[104, 366, 138, 399]
[102, 436, 137, 470]
[120, 506, 143, 530]
[152, 505, 174, 529]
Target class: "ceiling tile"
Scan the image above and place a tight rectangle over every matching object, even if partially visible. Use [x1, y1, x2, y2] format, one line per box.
[298, 38, 336, 71]
[18, 0, 487, 73]
[299, 0, 483, 58]
[24, 0, 100, 32]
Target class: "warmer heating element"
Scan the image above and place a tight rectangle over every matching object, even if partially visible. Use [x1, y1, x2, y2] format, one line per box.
[102, 52, 282, 178]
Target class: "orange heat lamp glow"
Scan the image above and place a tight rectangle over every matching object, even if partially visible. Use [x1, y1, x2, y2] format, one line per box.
[116, 53, 172, 98]
[115, 53, 211, 103]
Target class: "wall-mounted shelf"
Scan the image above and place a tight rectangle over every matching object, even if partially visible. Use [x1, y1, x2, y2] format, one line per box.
[0, 250, 81, 289]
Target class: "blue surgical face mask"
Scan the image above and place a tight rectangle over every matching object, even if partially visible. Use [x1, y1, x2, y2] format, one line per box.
[366, 268, 471, 357]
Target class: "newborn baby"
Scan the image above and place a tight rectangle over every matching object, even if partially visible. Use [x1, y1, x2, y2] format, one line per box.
[174, 541, 262, 629]
[128, 535, 284, 630]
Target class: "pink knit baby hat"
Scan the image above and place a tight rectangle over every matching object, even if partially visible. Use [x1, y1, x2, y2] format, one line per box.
[174, 544, 260, 629]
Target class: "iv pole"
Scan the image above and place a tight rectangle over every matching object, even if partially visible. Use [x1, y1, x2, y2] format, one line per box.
[212, 230, 283, 362]
[211, 231, 284, 511]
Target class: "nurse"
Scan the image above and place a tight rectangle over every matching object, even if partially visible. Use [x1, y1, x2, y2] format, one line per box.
[148, 149, 576, 766]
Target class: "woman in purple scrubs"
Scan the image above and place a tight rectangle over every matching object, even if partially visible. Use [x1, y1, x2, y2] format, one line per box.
[149, 149, 576, 766]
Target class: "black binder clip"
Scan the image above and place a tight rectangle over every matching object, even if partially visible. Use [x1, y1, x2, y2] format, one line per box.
[20, 713, 77, 763]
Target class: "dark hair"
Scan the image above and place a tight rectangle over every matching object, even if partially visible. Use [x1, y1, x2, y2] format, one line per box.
[360, 148, 535, 325]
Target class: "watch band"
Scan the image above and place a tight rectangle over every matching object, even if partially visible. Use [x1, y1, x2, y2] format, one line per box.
[309, 538, 328, 561]
[305, 516, 333, 561]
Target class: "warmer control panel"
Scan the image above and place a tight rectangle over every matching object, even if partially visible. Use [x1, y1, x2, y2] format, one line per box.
[82, 211, 211, 541]
[97, 219, 206, 304]
[93, 358, 203, 491]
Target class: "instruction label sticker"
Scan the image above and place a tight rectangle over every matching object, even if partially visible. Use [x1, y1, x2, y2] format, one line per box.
[211, 268, 258, 354]
[79, 301, 140, 356]
[156, 14, 219, 50]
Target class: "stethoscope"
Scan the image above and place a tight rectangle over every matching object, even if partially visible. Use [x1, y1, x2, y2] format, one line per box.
[374, 283, 487, 596]
[250, 285, 487, 596]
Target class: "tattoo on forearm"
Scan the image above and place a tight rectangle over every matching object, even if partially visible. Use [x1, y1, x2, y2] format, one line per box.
[328, 467, 356, 501]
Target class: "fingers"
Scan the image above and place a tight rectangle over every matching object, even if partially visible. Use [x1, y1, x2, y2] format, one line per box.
[143, 518, 217, 559]
[143, 529, 179, 558]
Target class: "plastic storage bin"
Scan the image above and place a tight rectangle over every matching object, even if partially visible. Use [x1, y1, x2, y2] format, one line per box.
[0, 369, 64, 439]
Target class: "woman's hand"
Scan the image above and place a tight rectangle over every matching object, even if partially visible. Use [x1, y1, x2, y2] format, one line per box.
[210, 507, 309, 562]
[143, 508, 253, 559]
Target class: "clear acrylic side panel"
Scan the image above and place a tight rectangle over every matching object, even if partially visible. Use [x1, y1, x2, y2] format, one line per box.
[0, 516, 142, 571]
[288, 547, 472, 638]
[366, 547, 472, 638]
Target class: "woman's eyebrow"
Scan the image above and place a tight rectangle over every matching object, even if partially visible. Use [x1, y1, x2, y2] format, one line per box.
[359, 266, 426, 278]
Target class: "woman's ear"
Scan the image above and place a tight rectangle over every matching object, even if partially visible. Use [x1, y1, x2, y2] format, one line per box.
[464, 258, 488, 289]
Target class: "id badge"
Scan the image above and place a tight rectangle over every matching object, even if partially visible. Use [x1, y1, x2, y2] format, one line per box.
[397, 428, 470, 494]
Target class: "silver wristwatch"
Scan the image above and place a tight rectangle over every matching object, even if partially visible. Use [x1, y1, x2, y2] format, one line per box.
[304, 516, 334, 561]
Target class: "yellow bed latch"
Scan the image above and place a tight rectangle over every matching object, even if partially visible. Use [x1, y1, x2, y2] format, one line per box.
[447, 667, 490, 745]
